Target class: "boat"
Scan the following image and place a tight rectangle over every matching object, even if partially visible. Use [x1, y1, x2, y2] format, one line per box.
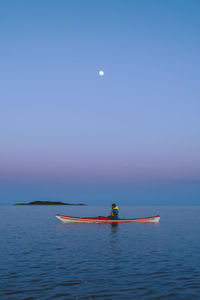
[55, 214, 160, 223]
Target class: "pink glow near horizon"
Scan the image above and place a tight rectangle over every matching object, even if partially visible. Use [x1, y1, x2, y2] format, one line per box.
[1, 154, 200, 183]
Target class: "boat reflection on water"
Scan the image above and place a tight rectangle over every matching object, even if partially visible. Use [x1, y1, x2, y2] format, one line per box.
[110, 222, 119, 233]
[109, 223, 121, 264]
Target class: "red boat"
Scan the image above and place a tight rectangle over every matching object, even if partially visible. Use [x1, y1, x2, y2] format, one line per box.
[56, 214, 160, 223]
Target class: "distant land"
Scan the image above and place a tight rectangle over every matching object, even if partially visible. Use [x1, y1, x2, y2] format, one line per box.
[15, 201, 87, 206]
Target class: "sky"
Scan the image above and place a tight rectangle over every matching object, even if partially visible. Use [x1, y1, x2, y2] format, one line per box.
[0, 0, 200, 205]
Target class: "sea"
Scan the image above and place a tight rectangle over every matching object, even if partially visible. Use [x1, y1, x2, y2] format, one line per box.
[1, 205, 200, 299]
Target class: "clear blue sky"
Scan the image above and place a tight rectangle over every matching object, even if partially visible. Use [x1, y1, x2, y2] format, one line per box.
[0, 0, 200, 204]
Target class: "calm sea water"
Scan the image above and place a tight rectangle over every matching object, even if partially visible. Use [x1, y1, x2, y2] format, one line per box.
[1, 205, 200, 299]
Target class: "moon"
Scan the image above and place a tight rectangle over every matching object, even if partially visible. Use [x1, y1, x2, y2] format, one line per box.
[99, 70, 104, 76]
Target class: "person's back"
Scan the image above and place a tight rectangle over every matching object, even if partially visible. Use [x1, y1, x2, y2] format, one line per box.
[111, 203, 119, 219]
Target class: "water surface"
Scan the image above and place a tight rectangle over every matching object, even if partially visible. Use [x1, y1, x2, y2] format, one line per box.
[1, 205, 200, 299]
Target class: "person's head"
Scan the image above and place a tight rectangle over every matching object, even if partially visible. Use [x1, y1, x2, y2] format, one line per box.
[112, 203, 116, 208]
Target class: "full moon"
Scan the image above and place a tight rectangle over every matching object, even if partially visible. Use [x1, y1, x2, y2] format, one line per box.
[99, 70, 104, 76]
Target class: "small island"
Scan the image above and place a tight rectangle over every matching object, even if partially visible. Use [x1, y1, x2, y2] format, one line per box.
[15, 201, 86, 206]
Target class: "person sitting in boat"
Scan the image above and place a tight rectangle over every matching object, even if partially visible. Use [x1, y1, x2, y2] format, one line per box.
[110, 203, 119, 219]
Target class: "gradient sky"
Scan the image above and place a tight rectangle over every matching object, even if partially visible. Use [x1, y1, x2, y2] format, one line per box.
[0, 0, 200, 204]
